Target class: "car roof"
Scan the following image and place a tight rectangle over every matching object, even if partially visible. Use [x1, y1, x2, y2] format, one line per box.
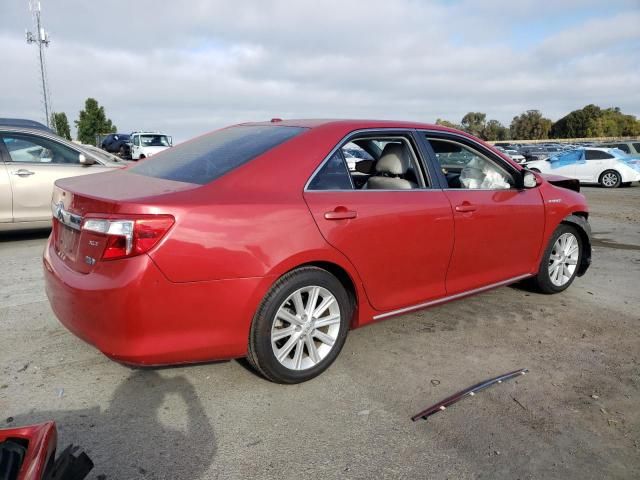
[238, 118, 462, 132]
[0, 117, 55, 133]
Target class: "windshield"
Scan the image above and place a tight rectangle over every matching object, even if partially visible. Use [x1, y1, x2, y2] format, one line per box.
[140, 134, 170, 147]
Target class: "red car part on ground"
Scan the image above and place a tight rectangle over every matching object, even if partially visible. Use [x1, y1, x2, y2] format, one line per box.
[43, 119, 591, 383]
[0, 421, 93, 480]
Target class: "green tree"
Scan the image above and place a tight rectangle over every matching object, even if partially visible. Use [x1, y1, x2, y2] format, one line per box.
[510, 110, 552, 140]
[460, 112, 486, 137]
[550, 104, 601, 138]
[75, 98, 116, 145]
[435, 118, 461, 129]
[552, 105, 640, 138]
[50, 112, 71, 140]
[482, 119, 509, 141]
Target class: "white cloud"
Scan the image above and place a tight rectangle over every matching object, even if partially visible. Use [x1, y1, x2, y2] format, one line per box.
[0, 0, 638, 141]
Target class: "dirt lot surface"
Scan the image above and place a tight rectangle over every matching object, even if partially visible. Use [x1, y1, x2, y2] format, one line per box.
[1, 185, 639, 479]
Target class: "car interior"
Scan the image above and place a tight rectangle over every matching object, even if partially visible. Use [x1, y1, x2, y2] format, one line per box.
[344, 138, 423, 190]
[426, 138, 513, 189]
[308, 135, 514, 191]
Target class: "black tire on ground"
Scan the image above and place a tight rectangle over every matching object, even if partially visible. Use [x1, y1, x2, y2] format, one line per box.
[599, 170, 621, 188]
[529, 223, 582, 294]
[247, 266, 352, 384]
[119, 145, 127, 158]
[138, 154, 145, 160]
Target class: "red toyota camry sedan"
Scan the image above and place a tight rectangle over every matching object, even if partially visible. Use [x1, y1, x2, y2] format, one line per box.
[44, 119, 591, 383]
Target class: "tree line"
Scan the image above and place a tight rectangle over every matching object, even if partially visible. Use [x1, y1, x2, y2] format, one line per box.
[49, 100, 640, 144]
[438, 104, 640, 141]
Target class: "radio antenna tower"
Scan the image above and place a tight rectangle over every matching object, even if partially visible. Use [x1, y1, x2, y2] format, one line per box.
[26, 0, 52, 127]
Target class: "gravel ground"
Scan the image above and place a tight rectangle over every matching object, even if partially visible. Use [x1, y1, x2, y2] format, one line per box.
[1, 185, 639, 479]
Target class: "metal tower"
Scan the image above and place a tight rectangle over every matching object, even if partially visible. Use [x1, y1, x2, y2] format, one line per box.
[26, 1, 52, 127]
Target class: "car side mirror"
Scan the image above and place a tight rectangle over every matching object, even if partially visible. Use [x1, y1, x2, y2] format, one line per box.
[79, 153, 95, 165]
[522, 170, 538, 188]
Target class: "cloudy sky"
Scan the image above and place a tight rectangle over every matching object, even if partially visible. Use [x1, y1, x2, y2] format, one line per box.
[1, 0, 639, 141]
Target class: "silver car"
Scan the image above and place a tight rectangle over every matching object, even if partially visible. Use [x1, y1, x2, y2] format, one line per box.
[0, 127, 127, 231]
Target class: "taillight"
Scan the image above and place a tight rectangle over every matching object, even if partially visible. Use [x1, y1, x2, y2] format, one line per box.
[82, 216, 174, 260]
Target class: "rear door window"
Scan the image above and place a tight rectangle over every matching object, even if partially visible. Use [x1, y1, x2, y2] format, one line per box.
[0, 133, 81, 164]
[307, 151, 353, 190]
[129, 125, 306, 185]
[614, 144, 630, 153]
[585, 150, 614, 160]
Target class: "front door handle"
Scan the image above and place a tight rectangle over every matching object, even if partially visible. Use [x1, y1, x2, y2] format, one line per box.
[12, 169, 35, 177]
[455, 203, 476, 213]
[324, 207, 357, 220]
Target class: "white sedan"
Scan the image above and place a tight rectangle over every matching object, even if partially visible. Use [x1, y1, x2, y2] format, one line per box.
[525, 148, 640, 188]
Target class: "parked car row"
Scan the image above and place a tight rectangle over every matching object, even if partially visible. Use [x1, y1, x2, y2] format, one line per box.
[101, 131, 173, 160]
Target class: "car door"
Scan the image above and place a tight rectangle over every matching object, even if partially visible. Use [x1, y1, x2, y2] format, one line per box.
[131, 134, 141, 159]
[576, 149, 615, 182]
[303, 131, 455, 313]
[0, 160, 11, 223]
[0, 132, 107, 222]
[421, 133, 545, 295]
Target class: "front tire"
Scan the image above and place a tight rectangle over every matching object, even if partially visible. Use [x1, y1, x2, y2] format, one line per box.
[530, 224, 582, 294]
[247, 267, 352, 383]
[599, 170, 621, 188]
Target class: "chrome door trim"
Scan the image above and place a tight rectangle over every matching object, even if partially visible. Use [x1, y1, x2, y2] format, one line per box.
[372, 273, 532, 320]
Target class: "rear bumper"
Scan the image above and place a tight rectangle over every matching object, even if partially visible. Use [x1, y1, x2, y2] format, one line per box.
[43, 237, 272, 365]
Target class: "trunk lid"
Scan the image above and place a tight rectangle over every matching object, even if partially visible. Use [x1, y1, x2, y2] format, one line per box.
[51, 170, 197, 273]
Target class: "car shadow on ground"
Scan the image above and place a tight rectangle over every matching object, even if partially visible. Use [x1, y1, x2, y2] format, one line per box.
[0, 229, 51, 243]
[7, 370, 216, 479]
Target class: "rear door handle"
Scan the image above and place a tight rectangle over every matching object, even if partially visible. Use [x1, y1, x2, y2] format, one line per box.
[324, 207, 357, 220]
[455, 203, 476, 213]
[11, 169, 35, 177]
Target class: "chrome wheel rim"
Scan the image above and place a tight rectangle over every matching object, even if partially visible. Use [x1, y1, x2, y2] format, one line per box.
[548, 233, 579, 286]
[602, 172, 618, 187]
[271, 286, 341, 371]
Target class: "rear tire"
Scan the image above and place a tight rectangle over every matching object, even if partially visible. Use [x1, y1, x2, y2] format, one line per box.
[599, 170, 621, 188]
[530, 224, 582, 294]
[247, 267, 352, 383]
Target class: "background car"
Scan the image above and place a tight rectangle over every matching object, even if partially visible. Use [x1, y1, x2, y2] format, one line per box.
[44, 119, 591, 384]
[0, 126, 127, 231]
[597, 141, 640, 155]
[525, 147, 640, 188]
[100, 133, 131, 158]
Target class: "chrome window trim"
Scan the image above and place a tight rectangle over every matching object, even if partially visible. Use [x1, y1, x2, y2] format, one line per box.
[303, 128, 430, 192]
[51, 201, 83, 230]
[372, 273, 532, 320]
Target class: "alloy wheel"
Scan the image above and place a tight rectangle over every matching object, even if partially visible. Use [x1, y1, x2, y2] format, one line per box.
[601, 172, 619, 187]
[271, 286, 341, 371]
[548, 232, 579, 287]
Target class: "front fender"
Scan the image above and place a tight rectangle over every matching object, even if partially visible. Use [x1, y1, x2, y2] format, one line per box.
[562, 214, 592, 276]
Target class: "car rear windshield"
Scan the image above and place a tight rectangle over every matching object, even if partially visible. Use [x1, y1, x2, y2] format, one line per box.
[128, 125, 306, 185]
